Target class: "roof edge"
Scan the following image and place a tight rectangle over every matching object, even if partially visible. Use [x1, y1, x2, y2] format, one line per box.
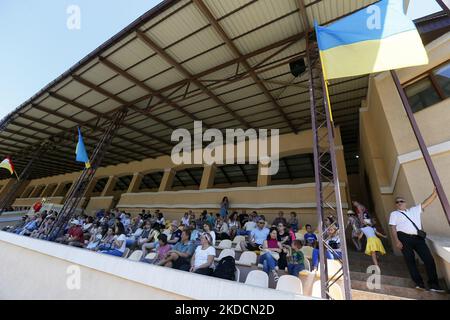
[0, 0, 181, 131]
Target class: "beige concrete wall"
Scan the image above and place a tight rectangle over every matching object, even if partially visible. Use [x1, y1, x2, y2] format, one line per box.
[0, 231, 313, 300]
[360, 35, 450, 251]
[9, 130, 349, 222]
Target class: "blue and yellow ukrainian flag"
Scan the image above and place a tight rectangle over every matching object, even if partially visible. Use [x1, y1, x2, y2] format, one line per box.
[76, 127, 91, 169]
[315, 0, 428, 80]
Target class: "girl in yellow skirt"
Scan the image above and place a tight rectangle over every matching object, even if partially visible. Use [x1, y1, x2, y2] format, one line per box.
[359, 219, 387, 267]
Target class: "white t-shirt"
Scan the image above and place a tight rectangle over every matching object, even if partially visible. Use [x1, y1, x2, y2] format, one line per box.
[114, 234, 127, 253]
[389, 204, 422, 235]
[205, 231, 216, 245]
[244, 221, 257, 231]
[194, 245, 216, 269]
[360, 226, 376, 238]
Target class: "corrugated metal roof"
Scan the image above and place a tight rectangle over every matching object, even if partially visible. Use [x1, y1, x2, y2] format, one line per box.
[0, 0, 385, 179]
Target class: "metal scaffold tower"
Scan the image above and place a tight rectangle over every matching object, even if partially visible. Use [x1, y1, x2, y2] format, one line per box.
[304, 31, 352, 300]
[0, 142, 52, 213]
[48, 108, 128, 240]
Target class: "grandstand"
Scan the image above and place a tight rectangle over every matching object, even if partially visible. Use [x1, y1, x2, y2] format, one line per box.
[0, 0, 450, 300]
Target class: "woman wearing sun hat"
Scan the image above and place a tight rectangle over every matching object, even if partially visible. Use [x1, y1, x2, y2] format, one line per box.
[346, 209, 362, 251]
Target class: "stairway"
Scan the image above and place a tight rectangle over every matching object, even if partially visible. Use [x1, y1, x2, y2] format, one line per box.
[347, 250, 450, 300]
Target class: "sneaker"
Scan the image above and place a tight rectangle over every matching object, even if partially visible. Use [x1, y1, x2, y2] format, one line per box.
[429, 285, 446, 293]
[415, 285, 426, 291]
[272, 270, 280, 283]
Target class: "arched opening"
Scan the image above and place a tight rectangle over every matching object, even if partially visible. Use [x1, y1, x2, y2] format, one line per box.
[213, 164, 258, 189]
[139, 171, 164, 192]
[171, 167, 204, 191]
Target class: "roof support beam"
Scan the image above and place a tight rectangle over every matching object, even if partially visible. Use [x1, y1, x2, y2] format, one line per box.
[71, 75, 176, 149]
[30, 102, 164, 157]
[135, 30, 251, 129]
[193, 0, 298, 133]
[98, 57, 202, 125]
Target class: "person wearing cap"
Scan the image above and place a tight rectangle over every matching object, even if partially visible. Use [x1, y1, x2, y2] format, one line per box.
[167, 221, 182, 245]
[240, 217, 270, 251]
[346, 209, 362, 251]
[389, 188, 444, 293]
[66, 220, 85, 247]
[190, 233, 216, 275]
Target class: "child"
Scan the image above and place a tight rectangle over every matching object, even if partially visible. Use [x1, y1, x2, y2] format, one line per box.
[146, 234, 171, 265]
[288, 212, 299, 232]
[359, 219, 387, 267]
[287, 240, 305, 276]
[303, 224, 317, 247]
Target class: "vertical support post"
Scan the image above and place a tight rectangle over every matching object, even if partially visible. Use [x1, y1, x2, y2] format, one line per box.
[200, 165, 216, 190]
[391, 70, 450, 225]
[320, 69, 352, 300]
[305, 32, 328, 299]
[48, 108, 128, 240]
[0, 142, 50, 213]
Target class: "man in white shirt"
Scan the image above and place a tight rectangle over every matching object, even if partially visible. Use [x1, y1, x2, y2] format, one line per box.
[389, 188, 444, 293]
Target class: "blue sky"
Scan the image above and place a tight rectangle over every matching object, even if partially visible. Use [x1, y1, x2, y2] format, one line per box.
[0, 0, 444, 121]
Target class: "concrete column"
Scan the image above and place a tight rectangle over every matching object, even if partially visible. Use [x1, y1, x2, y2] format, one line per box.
[51, 182, 66, 197]
[159, 168, 175, 192]
[41, 184, 55, 198]
[30, 186, 42, 198]
[84, 178, 99, 198]
[127, 173, 143, 194]
[257, 163, 271, 187]
[101, 176, 117, 197]
[200, 165, 216, 190]
[0, 179, 16, 198]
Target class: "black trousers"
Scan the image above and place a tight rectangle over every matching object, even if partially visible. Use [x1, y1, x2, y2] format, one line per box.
[397, 232, 439, 287]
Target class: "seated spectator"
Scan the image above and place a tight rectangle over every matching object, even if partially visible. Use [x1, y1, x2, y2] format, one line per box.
[190, 233, 216, 276]
[82, 217, 94, 233]
[121, 213, 132, 229]
[155, 212, 165, 229]
[288, 212, 299, 232]
[141, 224, 162, 257]
[312, 226, 342, 270]
[202, 222, 216, 245]
[240, 218, 269, 251]
[287, 240, 305, 276]
[272, 211, 287, 227]
[86, 226, 107, 251]
[144, 234, 171, 265]
[189, 221, 201, 243]
[16, 215, 40, 236]
[238, 210, 249, 227]
[215, 217, 230, 240]
[99, 222, 127, 257]
[96, 227, 115, 251]
[67, 220, 86, 247]
[167, 221, 182, 245]
[158, 229, 195, 270]
[237, 217, 257, 236]
[304, 224, 318, 247]
[55, 220, 82, 245]
[276, 222, 291, 270]
[182, 212, 190, 227]
[227, 212, 240, 239]
[259, 228, 283, 282]
[126, 220, 148, 248]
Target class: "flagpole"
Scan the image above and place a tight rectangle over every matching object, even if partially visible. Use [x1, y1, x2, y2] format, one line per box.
[14, 171, 20, 181]
[390, 70, 450, 226]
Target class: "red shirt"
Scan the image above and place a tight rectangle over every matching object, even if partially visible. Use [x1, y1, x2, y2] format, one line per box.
[68, 226, 84, 242]
[33, 202, 42, 213]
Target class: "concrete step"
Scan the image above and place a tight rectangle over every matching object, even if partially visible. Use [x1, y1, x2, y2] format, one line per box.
[351, 289, 411, 300]
[350, 271, 416, 288]
[351, 280, 450, 300]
